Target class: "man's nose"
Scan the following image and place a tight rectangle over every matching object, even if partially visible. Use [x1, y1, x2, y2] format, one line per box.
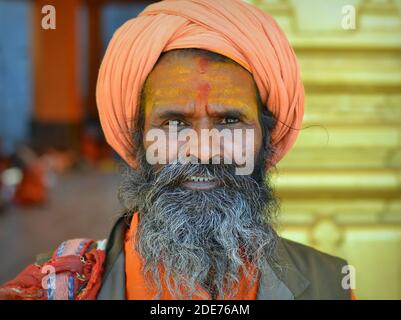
[186, 125, 221, 164]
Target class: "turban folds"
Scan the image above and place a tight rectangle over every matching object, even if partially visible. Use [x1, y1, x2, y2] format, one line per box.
[96, 0, 304, 169]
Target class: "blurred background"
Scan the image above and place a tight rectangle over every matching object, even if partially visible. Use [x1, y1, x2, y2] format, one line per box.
[0, 0, 400, 299]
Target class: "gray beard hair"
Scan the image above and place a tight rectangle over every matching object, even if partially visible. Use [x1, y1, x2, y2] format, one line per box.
[118, 158, 280, 300]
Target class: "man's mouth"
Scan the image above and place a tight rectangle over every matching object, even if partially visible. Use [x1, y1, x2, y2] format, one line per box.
[187, 175, 215, 182]
[182, 175, 218, 190]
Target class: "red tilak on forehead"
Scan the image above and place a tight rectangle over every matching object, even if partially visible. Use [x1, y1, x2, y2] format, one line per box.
[196, 82, 211, 108]
[195, 57, 211, 109]
[197, 56, 209, 74]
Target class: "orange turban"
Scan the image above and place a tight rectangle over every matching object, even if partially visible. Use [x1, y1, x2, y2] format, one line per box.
[96, 0, 304, 169]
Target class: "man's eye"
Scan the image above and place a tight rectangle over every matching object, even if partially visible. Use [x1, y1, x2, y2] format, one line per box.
[166, 119, 187, 126]
[220, 117, 240, 125]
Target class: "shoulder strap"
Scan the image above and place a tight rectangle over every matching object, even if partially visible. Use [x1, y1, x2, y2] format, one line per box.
[0, 238, 107, 300]
[47, 239, 95, 300]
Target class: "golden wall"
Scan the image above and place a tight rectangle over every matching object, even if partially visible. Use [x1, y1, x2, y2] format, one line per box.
[250, 0, 401, 299]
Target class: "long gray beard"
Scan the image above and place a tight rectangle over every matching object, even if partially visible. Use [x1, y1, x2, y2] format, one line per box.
[118, 160, 279, 300]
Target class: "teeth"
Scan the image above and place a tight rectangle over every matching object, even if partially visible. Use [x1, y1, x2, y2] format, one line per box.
[188, 176, 215, 182]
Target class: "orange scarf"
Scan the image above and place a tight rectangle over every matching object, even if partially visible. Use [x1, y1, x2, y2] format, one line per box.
[124, 213, 260, 300]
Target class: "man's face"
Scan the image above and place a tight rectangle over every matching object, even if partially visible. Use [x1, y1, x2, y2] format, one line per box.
[120, 50, 277, 300]
[142, 50, 263, 185]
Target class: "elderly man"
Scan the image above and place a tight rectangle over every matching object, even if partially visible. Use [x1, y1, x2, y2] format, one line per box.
[0, 0, 352, 300]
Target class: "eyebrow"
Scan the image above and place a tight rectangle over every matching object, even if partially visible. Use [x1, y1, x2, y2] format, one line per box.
[216, 109, 245, 119]
[156, 110, 190, 120]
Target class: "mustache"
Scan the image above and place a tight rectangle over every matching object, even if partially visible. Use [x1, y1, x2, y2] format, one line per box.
[148, 161, 262, 189]
[118, 151, 270, 217]
[141, 162, 266, 208]
[134, 161, 269, 220]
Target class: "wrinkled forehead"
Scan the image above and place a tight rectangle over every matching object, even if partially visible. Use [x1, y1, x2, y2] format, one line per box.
[142, 49, 260, 117]
[145, 49, 255, 88]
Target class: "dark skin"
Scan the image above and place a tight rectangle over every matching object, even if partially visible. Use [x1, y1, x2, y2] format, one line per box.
[142, 50, 263, 192]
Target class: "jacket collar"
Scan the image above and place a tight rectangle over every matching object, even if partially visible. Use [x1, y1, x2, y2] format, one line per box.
[262, 239, 310, 299]
[97, 215, 310, 300]
[97, 216, 128, 300]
